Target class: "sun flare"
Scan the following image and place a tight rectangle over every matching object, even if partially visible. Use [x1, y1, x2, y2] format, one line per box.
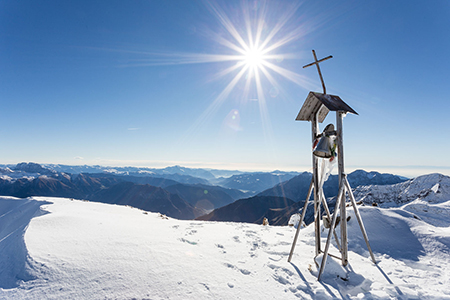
[175, 0, 315, 147]
[243, 46, 266, 69]
[129, 1, 315, 146]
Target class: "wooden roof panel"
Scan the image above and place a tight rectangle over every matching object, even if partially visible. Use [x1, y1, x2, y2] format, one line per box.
[296, 92, 358, 123]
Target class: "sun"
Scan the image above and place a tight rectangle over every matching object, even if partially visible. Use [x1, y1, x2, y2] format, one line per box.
[243, 46, 266, 69]
[175, 0, 313, 143]
[128, 1, 313, 144]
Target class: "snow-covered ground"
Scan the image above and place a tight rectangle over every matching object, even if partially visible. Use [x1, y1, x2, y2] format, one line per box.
[1, 194, 449, 299]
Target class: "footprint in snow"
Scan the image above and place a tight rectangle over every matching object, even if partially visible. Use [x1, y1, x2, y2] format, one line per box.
[268, 256, 283, 262]
[268, 264, 294, 276]
[275, 241, 291, 246]
[273, 274, 291, 285]
[224, 263, 251, 275]
[245, 230, 258, 237]
[266, 250, 290, 256]
[239, 268, 251, 275]
[190, 222, 203, 227]
[199, 283, 210, 292]
[179, 238, 197, 245]
[216, 244, 226, 253]
[249, 240, 268, 251]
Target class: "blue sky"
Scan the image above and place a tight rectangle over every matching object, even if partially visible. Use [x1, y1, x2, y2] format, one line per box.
[1, 0, 449, 177]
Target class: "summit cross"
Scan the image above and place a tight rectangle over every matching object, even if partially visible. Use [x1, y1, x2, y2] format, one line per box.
[303, 50, 333, 94]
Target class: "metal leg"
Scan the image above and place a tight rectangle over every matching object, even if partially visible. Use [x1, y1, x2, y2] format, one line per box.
[340, 175, 348, 266]
[312, 112, 321, 257]
[320, 189, 341, 252]
[318, 179, 346, 281]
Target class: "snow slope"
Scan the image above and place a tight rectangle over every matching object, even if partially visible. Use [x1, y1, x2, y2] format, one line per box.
[353, 173, 450, 228]
[0, 195, 449, 299]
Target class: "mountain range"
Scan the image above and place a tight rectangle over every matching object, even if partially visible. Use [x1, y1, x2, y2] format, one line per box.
[3, 162, 440, 226]
[0, 162, 277, 219]
[214, 171, 299, 195]
[0, 163, 242, 219]
[258, 169, 407, 202]
[197, 196, 296, 224]
[88, 181, 201, 219]
[195, 171, 427, 226]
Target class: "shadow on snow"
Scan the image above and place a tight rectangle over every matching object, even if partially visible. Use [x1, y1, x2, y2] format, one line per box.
[0, 197, 51, 289]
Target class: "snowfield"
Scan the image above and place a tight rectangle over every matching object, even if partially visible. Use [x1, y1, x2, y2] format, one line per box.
[0, 193, 449, 299]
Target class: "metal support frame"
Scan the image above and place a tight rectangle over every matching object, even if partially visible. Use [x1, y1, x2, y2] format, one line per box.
[336, 111, 348, 266]
[312, 111, 321, 256]
[291, 49, 374, 280]
[317, 174, 377, 280]
[288, 110, 377, 281]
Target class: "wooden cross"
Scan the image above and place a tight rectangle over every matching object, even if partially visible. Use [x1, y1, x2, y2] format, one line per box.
[303, 50, 333, 94]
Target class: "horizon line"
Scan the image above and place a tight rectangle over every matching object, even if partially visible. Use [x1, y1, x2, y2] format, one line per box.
[1, 160, 449, 178]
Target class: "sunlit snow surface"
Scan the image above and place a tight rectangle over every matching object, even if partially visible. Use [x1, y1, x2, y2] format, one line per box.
[1, 194, 449, 299]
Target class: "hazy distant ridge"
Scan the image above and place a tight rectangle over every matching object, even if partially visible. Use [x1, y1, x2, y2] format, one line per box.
[1, 162, 429, 226]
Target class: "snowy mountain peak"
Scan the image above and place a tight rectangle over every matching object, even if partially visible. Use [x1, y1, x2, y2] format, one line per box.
[13, 162, 56, 175]
[353, 173, 450, 208]
[0, 167, 13, 174]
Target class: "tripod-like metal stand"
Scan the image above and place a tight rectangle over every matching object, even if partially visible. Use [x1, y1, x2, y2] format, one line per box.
[288, 50, 376, 280]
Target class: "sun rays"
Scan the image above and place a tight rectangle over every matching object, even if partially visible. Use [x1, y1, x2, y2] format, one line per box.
[120, 1, 317, 151]
[178, 0, 315, 151]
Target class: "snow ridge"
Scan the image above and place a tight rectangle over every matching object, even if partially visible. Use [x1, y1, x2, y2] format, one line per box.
[353, 173, 450, 207]
[0, 197, 50, 289]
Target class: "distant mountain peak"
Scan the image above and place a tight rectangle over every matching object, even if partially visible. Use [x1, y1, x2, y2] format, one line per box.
[13, 162, 56, 175]
[353, 173, 450, 208]
[0, 167, 13, 174]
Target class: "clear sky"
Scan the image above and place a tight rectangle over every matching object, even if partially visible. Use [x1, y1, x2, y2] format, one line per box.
[1, 0, 449, 177]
